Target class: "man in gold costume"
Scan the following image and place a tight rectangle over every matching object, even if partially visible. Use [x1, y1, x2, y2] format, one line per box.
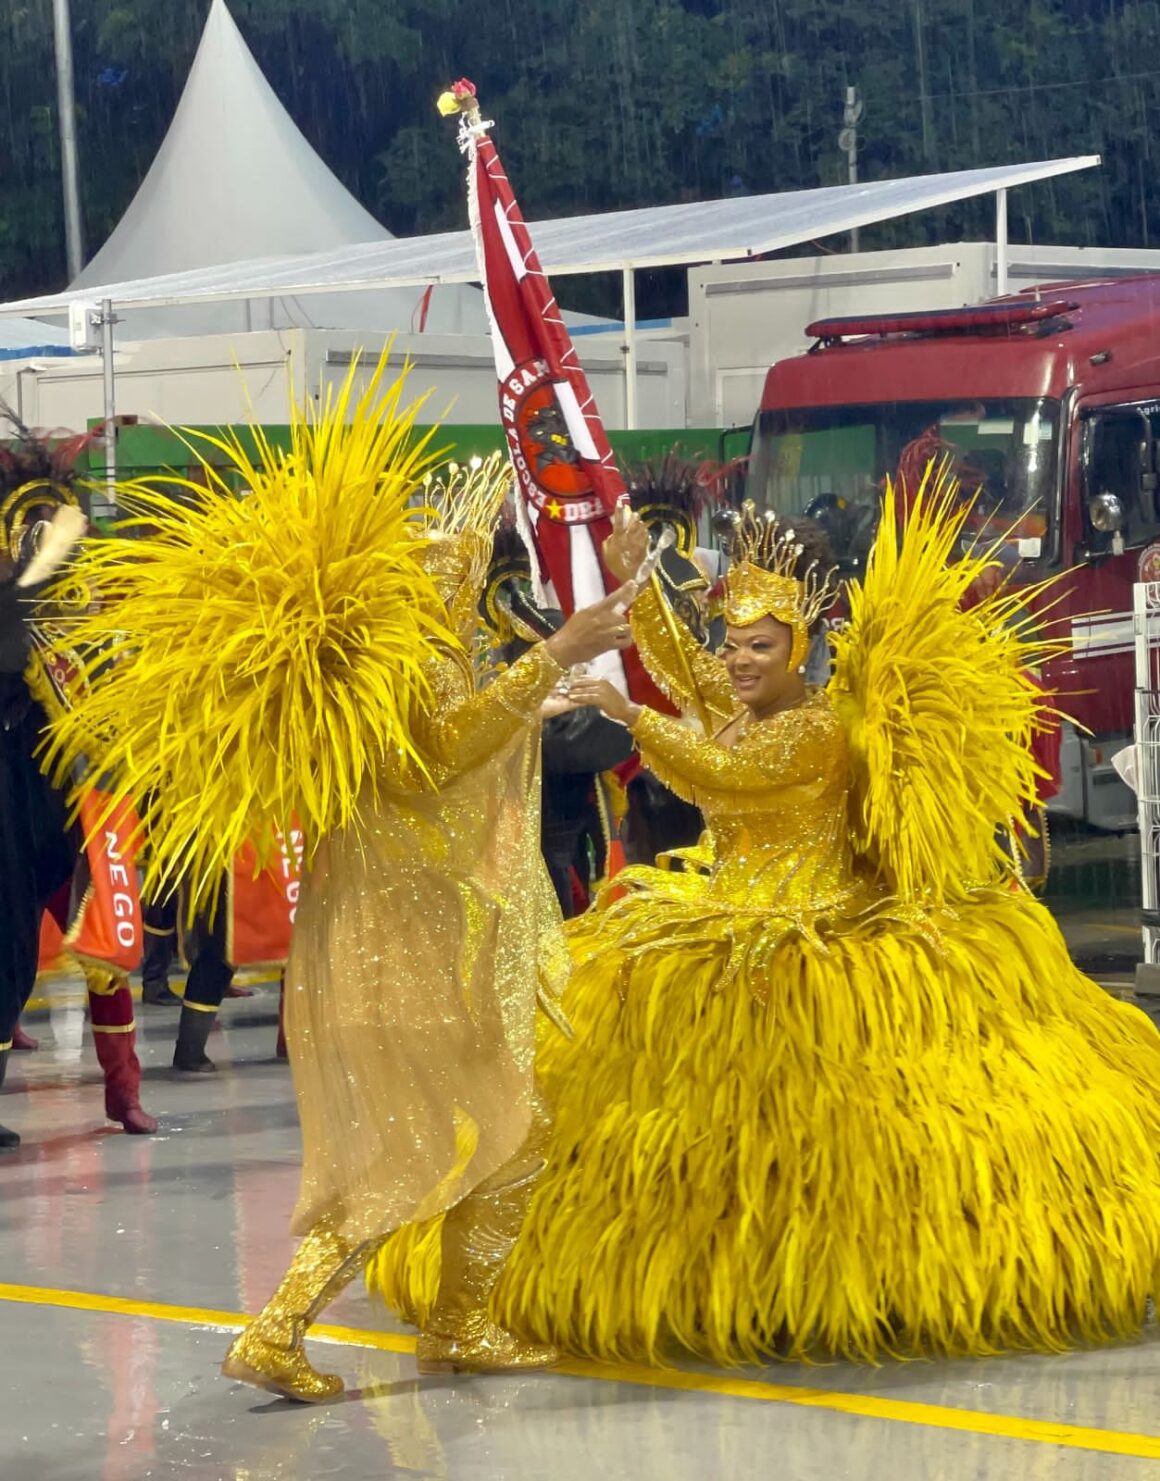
[221, 516, 632, 1399]
[39, 364, 634, 1400]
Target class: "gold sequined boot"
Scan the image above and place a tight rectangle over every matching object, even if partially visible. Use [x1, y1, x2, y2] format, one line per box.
[416, 1116, 557, 1375]
[222, 1213, 370, 1402]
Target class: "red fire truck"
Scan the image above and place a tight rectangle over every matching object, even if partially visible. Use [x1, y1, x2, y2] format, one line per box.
[745, 276, 1160, 830]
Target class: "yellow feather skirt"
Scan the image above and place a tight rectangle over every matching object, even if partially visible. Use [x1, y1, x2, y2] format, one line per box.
[369, 882, 1160, 1364]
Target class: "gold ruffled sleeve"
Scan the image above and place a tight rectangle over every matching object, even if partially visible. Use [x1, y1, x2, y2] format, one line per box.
[629, 583, 736, 728]
[422, 643, 565, 781]
[630, 697, 837, 808]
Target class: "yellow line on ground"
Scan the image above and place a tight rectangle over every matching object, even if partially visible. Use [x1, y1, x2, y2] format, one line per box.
[1, 1282, 1159, 1459]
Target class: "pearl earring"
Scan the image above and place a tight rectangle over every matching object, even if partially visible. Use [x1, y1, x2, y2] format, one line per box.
[797, 663, 806, 674]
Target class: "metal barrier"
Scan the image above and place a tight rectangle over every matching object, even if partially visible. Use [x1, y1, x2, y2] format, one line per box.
[1134, 580, 1160, 992]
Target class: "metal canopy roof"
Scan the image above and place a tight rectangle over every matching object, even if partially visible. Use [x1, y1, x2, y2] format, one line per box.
[0, 156, 1099, 318]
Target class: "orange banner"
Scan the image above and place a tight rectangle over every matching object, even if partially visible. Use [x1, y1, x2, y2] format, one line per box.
[38, 912, 66, 972]
[67, 791, 144, 972]
[228, 829, 303, 967]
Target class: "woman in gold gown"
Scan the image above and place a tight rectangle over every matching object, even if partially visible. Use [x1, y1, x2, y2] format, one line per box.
[374, 482, 1160, 1366]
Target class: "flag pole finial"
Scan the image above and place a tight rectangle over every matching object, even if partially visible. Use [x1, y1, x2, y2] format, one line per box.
[437, 78, 489, 142]
[441, 77, 485, 125]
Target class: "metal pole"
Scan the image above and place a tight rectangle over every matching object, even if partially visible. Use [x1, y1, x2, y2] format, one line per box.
[622, 266, 638, 431]
[52, 0, 85, 279]
[845, 86, 859, 252]
[995, 188, 1009, 297]
[1134, 580, 1160, 991]
[839, 86, 862, 254]
[99, 299, 118, 518]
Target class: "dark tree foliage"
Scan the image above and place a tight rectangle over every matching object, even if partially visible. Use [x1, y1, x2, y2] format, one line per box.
[0, 0, 1154, 316]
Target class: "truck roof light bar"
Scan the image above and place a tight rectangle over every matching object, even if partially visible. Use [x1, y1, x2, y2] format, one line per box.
[806, 298, 1079, 344]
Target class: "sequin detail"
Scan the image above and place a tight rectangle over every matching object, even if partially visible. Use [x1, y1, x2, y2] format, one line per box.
[221, 1213, 369, 1402]
[285, 642, 567, 1248]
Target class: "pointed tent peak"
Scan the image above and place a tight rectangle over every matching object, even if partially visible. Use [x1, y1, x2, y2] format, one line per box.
[73, 0, 393, 291]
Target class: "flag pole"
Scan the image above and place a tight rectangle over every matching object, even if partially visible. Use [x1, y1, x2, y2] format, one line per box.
[648, 570, 714, 734]
[436, 77, 673, 712]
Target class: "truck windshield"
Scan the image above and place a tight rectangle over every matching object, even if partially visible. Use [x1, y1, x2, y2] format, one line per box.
[747, 398, 1059, 571]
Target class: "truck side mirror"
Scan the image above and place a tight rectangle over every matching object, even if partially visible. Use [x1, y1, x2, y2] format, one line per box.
[1088, 490, 1126, 533]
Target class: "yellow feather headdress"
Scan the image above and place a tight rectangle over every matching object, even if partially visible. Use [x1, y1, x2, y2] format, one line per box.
[40, 349, 457, 906]
[829, 462, 1069, 901]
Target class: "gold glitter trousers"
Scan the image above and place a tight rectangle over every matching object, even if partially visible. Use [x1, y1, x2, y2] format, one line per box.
[222, 1212, 373, 1402]
[412, 1106, 557, 1374]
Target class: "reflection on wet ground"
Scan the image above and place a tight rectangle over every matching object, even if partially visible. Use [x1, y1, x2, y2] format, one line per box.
[1045, 817, 1142, 977]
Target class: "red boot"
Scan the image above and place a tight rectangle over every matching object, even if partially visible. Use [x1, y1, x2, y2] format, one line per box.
[11, 1022, 39, 1052]
[88, 973, 158, 1135]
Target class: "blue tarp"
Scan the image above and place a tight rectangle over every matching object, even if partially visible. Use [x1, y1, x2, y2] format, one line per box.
[0, 345, 75, 361]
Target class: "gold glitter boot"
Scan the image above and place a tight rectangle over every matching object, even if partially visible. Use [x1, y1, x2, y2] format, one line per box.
[416, 1117, 557, 1376]
[222, 1213, 369, 1402]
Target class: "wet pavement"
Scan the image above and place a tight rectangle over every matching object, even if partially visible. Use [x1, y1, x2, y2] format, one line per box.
[1044, 818, 1143, 979]
[2, 832, 1160, 1480]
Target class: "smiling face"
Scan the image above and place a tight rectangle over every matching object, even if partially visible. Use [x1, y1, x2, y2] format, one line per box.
[722, 615, 800, 715]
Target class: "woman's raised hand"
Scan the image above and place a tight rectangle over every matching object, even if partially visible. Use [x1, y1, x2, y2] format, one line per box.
[567, 675, 641, 727]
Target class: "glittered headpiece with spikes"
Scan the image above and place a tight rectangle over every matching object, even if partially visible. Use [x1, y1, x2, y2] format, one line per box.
[721, 502, 837, 672]
[418, 450, 513, 584]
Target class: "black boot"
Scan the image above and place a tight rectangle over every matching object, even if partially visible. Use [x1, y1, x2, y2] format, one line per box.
[0, 1047, 20, 1149]
[172, 1005, 217, 1073]
[141, 893, 179, 1006]
[142, 982, 182, 1007]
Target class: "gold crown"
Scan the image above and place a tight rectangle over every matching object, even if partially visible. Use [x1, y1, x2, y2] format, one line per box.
[417, 452, 514, 635]
[723, 503, 836, 671]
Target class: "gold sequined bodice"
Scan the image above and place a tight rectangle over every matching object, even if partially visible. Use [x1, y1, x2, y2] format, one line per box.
[626, 581, 858, 914]
[632, 692, 855, 912]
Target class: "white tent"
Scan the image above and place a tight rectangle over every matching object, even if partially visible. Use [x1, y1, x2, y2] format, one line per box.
[72, 0, 488, 339]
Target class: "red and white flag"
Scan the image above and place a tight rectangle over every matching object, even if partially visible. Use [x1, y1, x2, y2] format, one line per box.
[442, 79, 665, 707]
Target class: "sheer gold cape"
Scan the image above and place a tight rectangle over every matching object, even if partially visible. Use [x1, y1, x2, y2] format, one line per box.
[284, 644, 568, 1245]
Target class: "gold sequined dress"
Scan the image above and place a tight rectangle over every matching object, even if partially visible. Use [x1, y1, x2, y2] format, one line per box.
[373, 500, 1160, 1366]
[287, 640, 569, 1248]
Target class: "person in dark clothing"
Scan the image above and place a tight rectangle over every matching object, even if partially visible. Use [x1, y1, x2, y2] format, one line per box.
[481, 525, 632, 916]
[141, 891, 183, 1006]
[620, 764, 704, 867]
[139, 884, 246, 1071]
[540, 684, 632, 917]
[0, 421, 156, 1143]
